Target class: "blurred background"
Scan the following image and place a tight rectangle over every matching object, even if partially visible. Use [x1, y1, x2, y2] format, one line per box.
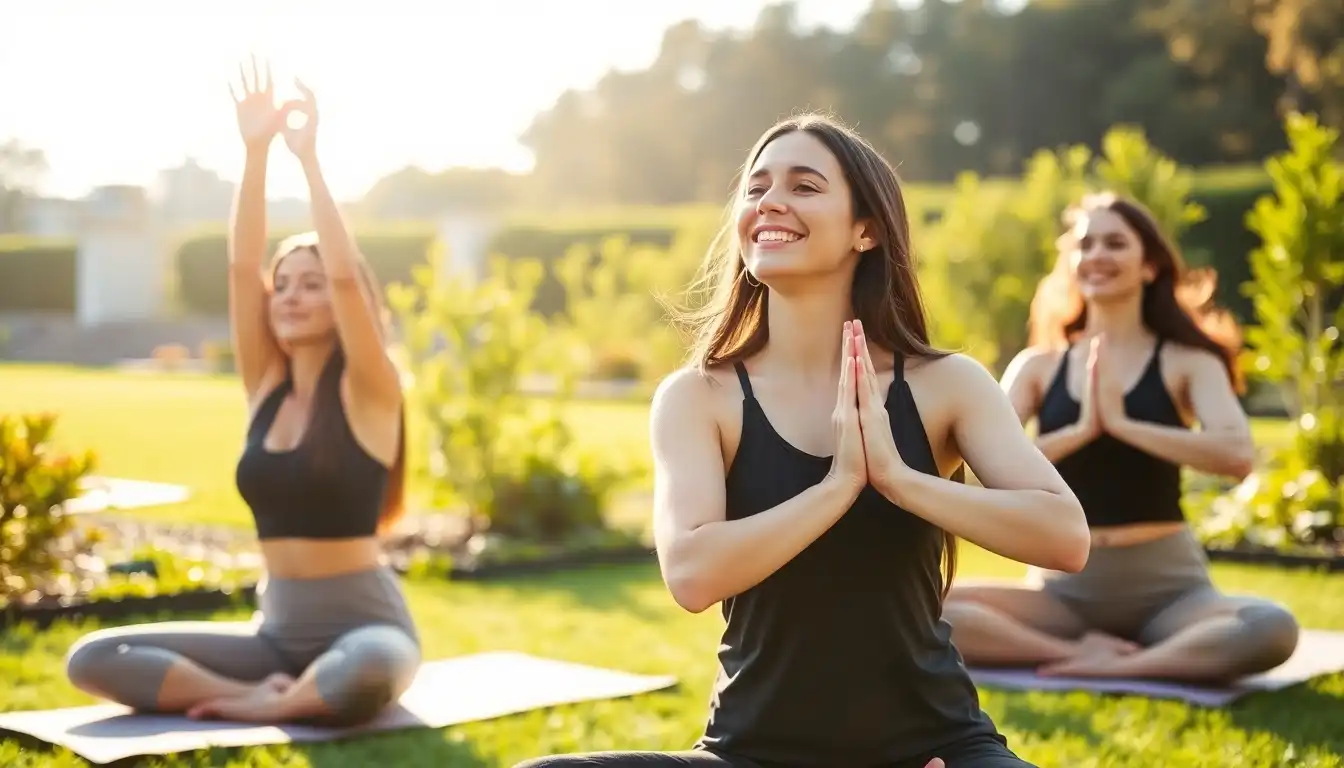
[2, 1, 1343, 766]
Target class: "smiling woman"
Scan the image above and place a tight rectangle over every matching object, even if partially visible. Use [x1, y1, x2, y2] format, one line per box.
[512, 114, 1086, 767]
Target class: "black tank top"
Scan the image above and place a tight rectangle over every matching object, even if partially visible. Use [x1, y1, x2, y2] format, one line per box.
[1036, 341, 1186, 528]
[234, 373, 391, 540]
[696, 356, 1002, 766]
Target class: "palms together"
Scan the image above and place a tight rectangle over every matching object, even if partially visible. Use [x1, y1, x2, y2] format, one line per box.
[853, 320, 907, 491]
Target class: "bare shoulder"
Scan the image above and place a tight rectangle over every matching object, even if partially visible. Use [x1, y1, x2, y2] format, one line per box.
[1162, 340, 1226, 372]
[651, 364, 736, 425]
[907, 352, 1002, 400]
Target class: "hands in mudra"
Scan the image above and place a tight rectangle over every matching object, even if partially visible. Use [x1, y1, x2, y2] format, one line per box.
[230, 56, 320, 161]
[829, 319, 912, 498]
[1076, 334, 1129, 440]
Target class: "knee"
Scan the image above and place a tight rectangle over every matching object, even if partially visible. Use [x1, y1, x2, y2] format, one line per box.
[1239, 602, 1300, 670]
[64, 631, 123, 694]
[318, 628, 419, 724]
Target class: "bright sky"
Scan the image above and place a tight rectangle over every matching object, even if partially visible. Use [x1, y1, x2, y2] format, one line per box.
[4, 0, 876, 201]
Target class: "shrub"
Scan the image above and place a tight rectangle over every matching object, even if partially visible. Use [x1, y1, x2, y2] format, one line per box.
[0, 413, 97, 603]
[0, 237, 78, 313]
[388, 244, 640, 548]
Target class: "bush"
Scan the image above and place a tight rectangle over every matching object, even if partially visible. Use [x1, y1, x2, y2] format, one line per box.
[389, 244, 641, 547]
[1197, 112, 1344, 552]
[174, 227, 438, 315]
[0, 237, 78, 313]
[0, 413, 97, 603]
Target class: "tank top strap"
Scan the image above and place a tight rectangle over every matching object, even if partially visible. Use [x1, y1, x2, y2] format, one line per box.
[891, 348, 906, 387]
[248, 377, 291, 442]
[733, 361, 755, 400]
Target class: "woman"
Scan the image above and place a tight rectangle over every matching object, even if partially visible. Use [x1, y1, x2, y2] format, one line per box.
[942, 193, 1301, 683]
[514, 116, 1089, 768]
[64, 58, 421, 727]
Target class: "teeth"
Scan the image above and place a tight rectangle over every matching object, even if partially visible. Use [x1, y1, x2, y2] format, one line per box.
[757, 230, 801, 242]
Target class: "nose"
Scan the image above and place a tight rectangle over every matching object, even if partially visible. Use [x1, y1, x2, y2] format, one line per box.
[756, 184, 788, 215]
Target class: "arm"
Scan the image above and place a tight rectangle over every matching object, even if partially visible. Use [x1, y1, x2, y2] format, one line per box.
[285, 85, 401, 408]
[651, 371, 861, 614]
[228, 150, 283, 401]
[1107, 351, 1254, 479]
[1001, 347, 1097, 463]
[891, 355, 1091, 573]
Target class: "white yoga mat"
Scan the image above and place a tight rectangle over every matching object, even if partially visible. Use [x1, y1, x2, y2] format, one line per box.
[0, 651, 678, 765]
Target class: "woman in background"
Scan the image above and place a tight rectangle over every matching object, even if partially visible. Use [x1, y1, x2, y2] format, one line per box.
[64, 58, 420, 727]
[942, 193, 1300, 683]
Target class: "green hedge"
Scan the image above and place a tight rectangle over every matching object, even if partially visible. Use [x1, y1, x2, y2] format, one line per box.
[1180, 177, 1274, 324]
[0, 237, 78, 313]
[172, 222, 692, 317]
[175, 229, 438, 315]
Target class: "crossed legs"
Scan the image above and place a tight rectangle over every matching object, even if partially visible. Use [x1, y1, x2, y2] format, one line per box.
[65, 620, 419, 726]
[943, 582, 1300, 684]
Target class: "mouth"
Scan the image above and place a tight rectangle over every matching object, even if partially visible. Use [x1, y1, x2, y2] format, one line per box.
[751, 224, 806, 245]
[1077, 264, 1120, 286]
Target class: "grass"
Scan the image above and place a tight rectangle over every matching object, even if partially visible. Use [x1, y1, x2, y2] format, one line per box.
[1, 363, 1342, 767]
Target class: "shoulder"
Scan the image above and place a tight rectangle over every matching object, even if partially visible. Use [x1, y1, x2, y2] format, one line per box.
[1160, 340, 1230, 381]
[1003, 345, 1065, 384]
[651, 364, 736, 423]
[907, 352, 1002, 402]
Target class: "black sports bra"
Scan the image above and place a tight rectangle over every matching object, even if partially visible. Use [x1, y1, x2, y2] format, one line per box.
[234, 375, 390, 540]
[1037, 341, 1187, 528]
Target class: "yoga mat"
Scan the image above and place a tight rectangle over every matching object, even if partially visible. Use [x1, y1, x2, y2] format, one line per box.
[967, 628, 1344, 707]
[0, 651, 678, 765]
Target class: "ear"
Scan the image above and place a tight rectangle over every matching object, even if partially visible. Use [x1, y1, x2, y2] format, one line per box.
[853, 219, 880, 253]
[1141, 261, 1158, 284]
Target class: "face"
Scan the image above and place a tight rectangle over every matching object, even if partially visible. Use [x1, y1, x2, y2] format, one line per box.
[1065, 207, 1155, 302]
[268, 247, 336, 345]
[736, 130, 873, 284]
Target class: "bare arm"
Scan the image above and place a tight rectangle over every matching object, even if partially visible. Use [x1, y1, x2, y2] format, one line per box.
[228, 151, 283, 402]
[1001, 347, 1096, 463]
[1108, 351, 1254, 479]
[286, 85, 401, 409]
[651, 371, 861, 613]
[892, 355, 1091, 573]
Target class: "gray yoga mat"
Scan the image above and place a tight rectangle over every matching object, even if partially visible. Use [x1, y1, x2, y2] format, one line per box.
[0, 651, 678, 765]
[966, 628, 1344, 706]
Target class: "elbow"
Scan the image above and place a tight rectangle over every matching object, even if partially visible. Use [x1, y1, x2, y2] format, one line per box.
[1045, 494, 1091, 573]
[666, 573, 716, 614]
[661, 558, 718, 614]
[1223, 448, 1256, 482]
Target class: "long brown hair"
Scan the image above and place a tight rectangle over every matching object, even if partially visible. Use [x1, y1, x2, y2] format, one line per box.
[268, 233, 408, 534]
[1027, 193, 1245, 393]
[674, 113, 959, 598]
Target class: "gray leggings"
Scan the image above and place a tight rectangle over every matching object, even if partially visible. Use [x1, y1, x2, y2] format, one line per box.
[65, 566, 420, 725]
[1038, 527, 1299, 675]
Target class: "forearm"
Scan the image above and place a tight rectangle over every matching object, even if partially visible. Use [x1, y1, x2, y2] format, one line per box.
[887, 471, 1089, 573]
[229, 150, 270, 268]
[1109, 418, 1254, 479]
[661, 477, 859, 612]
[298, 154, 361, 281]
[1035, 424, 1096, 463]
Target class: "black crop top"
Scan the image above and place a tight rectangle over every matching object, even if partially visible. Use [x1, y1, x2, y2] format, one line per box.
[1037, 340, 1186, 528]
[234, 376, 391, 540]
[696, 358, 1002, 765]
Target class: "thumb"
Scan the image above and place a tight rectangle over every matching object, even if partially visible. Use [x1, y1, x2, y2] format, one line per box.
[924, 759, 945, 768]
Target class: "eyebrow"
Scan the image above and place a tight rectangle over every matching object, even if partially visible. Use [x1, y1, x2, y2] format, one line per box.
[747, 165, 829, 183]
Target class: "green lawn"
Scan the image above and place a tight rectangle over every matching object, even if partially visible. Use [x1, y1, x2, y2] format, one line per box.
[2, 363, 1342, 767]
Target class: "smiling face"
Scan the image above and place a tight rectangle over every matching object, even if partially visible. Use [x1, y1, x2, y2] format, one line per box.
[1065, 206, 1156, 303]
[735, 130, 873, 285]
[268, 246, 337, 346]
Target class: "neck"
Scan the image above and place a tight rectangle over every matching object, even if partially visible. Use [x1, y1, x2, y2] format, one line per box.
[761, 275, 855, 373]
[1083, 294, 1148, 343]
[286, 340, 337, 399]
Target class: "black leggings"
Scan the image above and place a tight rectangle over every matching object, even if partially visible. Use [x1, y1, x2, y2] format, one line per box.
[512, 736, 1037, 768]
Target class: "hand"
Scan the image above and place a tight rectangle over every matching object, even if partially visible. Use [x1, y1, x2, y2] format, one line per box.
[186, 673, 295, 722]
[280, 79, 320, 162]
[1037, 631, 1139, 678]
[1091, 335, 1127, 432]
[853, 320, 908, 497]
[1074, 337, 1103, 440]
[230, 56, 285, 151]
[827, 321, 867, 495]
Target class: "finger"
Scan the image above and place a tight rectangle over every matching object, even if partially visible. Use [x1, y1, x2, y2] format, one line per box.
[228, 80, 240, 104]
[925, 759, 945, 768]
[249, 53, 260, 92]
[856, 349, 870, 411]
[237, 61, 250, 95]
[294, 77, 314, 102]
[837, 322, 852, 402]
[848, 353, 860, 409]
[263, 57, 273, 95]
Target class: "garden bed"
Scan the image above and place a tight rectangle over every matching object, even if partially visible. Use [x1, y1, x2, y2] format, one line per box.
[1204, 544, 1344, 572]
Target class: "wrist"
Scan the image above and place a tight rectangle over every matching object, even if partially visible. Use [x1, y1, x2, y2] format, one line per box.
[244, 142, 272, 162]
[820, 473, 864, 506]
[298, 150, 321, 174]
[873, 459, 915, 505]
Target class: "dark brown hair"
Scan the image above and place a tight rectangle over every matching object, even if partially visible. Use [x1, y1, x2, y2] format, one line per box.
[268, 233, 408, 534]
[1028, 193, 1245, 393]
[675, 113, 959, 598]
